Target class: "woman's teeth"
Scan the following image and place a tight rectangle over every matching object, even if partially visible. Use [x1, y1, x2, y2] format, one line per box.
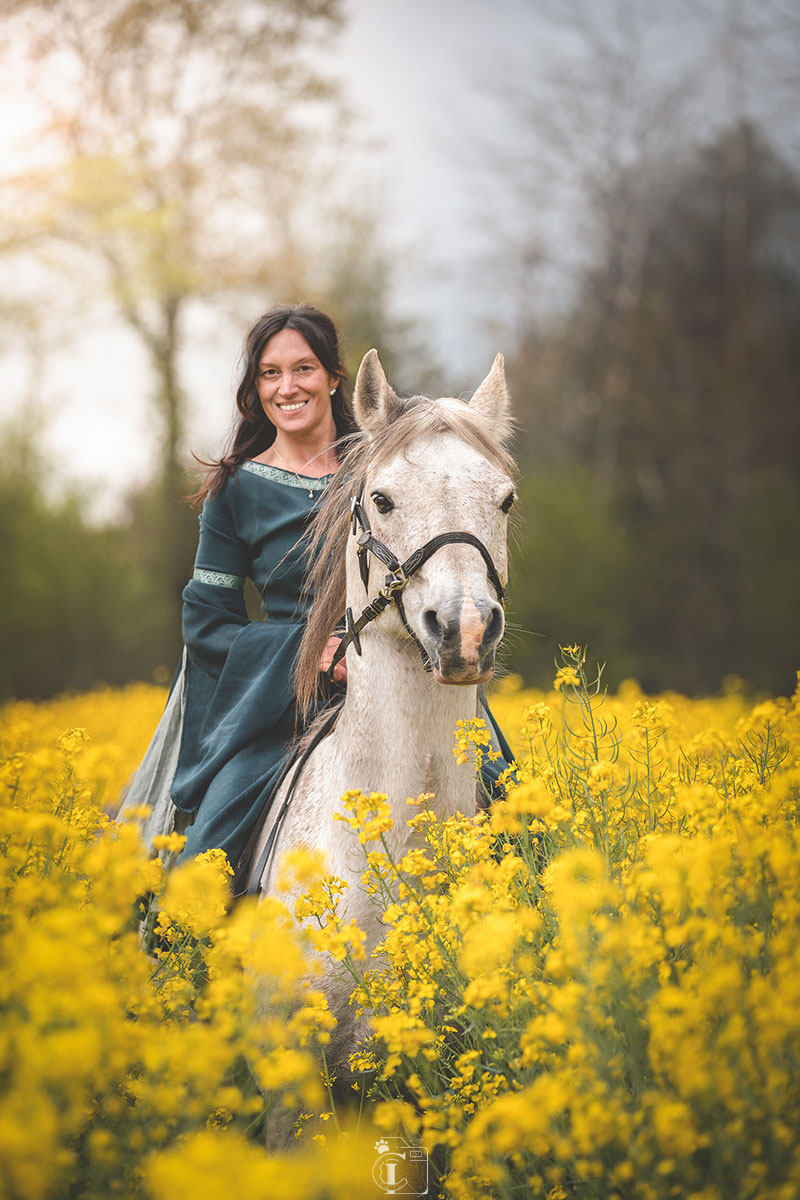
[278, 399, 309, 412]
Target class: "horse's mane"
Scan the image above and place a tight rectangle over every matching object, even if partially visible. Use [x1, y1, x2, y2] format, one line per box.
[295, 393, 516, 718]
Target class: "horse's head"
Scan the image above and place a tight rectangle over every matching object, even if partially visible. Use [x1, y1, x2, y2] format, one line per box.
[348, 350, 515, 685]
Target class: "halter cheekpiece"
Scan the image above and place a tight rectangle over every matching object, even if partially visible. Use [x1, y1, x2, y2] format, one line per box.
[328, 483, 506, 677]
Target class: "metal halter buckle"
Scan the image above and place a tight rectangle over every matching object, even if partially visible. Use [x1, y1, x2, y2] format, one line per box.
[377, 567, 409, 602]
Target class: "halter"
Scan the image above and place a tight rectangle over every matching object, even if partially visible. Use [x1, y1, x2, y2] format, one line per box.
[328, 484, 506, 676]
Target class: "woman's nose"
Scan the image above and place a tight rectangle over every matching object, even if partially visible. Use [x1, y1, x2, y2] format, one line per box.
[278, 371, 296, 396]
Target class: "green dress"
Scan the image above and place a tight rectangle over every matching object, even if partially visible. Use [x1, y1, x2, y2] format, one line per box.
[171, 461, 331, 863]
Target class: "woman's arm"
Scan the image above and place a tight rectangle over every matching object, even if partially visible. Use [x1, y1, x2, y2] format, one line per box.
[181, 487, 250, 681]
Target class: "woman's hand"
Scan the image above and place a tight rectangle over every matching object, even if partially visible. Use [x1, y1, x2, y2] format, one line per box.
[320, 635, 347, 683]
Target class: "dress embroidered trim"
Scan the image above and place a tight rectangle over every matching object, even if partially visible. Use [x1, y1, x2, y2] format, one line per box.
[240, 461, 332, 491]
[192, 568, 245, 589]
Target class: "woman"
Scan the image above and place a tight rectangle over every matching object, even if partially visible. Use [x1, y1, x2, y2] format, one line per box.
[125, 303, 355, 867]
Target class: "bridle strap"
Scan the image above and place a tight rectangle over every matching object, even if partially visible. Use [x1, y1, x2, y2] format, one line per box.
[403, 532, 505, 605]
[329, 568, 408, 674]
[329, 486, 505, 676]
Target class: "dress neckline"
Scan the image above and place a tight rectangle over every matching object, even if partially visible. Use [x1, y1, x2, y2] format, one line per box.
[240, 460, 333, 492]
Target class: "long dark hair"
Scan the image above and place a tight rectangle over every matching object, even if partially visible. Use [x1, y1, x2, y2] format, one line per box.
[192, 304, 355, 503]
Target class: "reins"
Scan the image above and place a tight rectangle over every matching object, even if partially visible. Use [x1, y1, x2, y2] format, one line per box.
[328, 485, 505, 676]
[236, 698, 343, 898]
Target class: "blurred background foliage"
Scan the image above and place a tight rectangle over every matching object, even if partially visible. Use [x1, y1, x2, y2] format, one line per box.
[0, 0, 798, 701]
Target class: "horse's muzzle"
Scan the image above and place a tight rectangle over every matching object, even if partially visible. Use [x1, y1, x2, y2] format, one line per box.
[422, 595, 504, 684]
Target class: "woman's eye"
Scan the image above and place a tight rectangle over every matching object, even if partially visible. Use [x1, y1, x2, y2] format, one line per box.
[371, 492, 394, 515]
[500, 490, 515, 514]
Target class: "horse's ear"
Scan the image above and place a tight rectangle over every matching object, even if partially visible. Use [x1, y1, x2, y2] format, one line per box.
[353, 349, 402, 434]
[468, 353, 511, 441]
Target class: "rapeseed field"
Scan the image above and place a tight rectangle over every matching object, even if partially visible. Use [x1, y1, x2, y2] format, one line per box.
[1, 650, 798, 1199]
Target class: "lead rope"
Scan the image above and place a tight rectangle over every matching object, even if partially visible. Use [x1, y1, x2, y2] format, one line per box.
[239, 700, 343, 898]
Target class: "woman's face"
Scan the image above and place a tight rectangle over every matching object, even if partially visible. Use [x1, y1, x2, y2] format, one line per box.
[256, 328, 337, 442]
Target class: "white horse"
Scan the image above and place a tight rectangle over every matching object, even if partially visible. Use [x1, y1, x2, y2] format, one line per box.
[247, 349, 515, 1064]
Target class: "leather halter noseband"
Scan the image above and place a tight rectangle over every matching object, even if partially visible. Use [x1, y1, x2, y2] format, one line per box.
[328, 484, 506, 676]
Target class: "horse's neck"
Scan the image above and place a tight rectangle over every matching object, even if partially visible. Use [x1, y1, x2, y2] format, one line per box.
[333, 630, 478, 826]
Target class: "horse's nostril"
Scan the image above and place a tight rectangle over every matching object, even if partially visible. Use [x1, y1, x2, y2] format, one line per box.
[485, 605, 504, 647]
[423, 609, 444, 646]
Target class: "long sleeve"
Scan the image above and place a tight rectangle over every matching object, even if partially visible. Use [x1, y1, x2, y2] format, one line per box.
[182, 487, 250, 681]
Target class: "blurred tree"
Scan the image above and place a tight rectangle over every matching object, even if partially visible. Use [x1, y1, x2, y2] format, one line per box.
[12, 3, 424, 562]
[467, 0, 800, 693]
[0, 0, 431, 697]
[469, 0, 700, 471]
[0, 423, 167, 699]
[504, 465, 638, 686]
[571, 121, 799, 690]
[316, 203, 443, 395]
[507, 120, 800, 693]
[1, 0, 348, 599]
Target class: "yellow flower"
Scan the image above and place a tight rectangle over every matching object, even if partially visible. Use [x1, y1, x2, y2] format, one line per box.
[553, 667, 580, 692]
[460, 912, 521, 977]
[523, 702, 553, 736]
[58, 726, 90, 755]
[277, 844, 330, 892]
[452, 717, 492, 768]
[334, 789, 394, 844]
[151, 831, 187, 854]
[3, 668, 800, 1200]
[373, 1098, 421, 1135]
[504, 779, 555, 818]
[159, 849, 232, 937]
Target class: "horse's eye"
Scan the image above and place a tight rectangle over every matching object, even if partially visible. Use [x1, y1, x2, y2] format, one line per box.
[500, 490, 515, 514]
[371, 491, 394, 515]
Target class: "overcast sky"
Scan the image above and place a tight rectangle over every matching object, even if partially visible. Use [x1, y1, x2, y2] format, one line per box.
[340, 0, 549, 360]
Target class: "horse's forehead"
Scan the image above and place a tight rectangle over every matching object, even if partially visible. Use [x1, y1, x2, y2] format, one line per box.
[374, 432, 507, 488]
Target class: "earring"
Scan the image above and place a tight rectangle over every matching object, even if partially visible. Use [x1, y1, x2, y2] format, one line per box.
[330, 387, 336, 395]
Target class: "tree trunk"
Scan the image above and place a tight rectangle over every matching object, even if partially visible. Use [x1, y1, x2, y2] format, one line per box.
[152, 295, 193, 612]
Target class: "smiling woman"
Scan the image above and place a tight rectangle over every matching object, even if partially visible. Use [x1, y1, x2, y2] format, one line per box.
[196, 307, 356, 504]
[119, 304, 358, 865]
